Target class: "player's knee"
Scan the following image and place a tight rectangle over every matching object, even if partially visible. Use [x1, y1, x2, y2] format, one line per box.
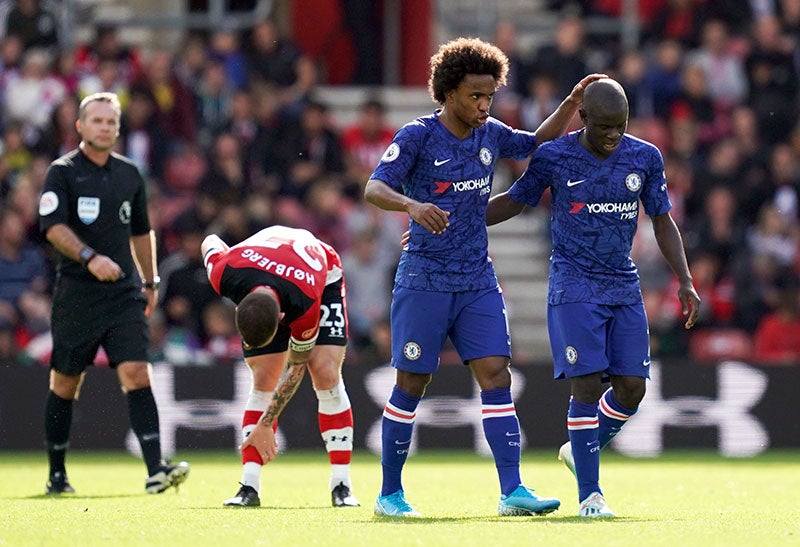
[396, 371, 431, 397]
[117, 360, 152, 391]
[614, 377, 646, 408]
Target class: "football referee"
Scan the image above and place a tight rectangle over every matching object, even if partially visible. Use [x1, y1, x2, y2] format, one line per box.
[38, 92, 189, 495]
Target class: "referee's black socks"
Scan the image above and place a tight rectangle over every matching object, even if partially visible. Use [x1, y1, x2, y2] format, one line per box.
[127, 387, 163, 476]
[45, 391, 73, 475]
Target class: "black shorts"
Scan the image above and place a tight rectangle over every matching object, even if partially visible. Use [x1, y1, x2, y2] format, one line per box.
[244, 278, 348, 358]
[50, 280, 150, 375]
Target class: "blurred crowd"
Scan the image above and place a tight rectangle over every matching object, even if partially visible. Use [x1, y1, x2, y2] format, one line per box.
[0, 0, 799, 368]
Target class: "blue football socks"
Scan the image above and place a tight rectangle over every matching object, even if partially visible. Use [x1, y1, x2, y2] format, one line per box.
[567, 397, 601, 501]
[598, 388, 637, 449]
[380, 386, 420, 496]
[481, 388, 523, 496]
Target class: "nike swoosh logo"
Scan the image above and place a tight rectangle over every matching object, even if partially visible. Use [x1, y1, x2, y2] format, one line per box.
[394, 439, 411, 445]
[505, 432, 520, 437]
[566, 179, 586, 187]
[434, 158, 452, 166]
[643, 360, 651, 367]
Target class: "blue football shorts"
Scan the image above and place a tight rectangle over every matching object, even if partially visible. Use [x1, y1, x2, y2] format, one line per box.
[390, 285, 511, 374]
[547, 301, 651, 380]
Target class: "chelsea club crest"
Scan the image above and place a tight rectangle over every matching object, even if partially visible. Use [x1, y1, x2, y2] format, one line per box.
[625, 173, 642, 192]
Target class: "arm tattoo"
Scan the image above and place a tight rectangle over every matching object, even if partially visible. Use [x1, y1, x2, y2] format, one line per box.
[259, 359, 307, 427]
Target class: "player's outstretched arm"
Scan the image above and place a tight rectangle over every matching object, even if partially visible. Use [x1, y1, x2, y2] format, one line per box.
[486, 191, 526, 226]
[533, 73, 608, 144]
[365, 178, 450, 234]
[651, 213, 701, 329]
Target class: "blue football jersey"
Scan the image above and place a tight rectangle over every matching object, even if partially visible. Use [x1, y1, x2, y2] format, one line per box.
[370, 111, 537, 291]
[508, 131, 671, 305]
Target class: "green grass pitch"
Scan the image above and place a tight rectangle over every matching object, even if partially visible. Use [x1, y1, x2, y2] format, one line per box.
[1, 450, 798, 546]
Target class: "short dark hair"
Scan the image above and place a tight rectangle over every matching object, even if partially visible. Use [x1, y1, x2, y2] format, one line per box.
[428, 37, 509, 104]
[235, 290, 280, 349]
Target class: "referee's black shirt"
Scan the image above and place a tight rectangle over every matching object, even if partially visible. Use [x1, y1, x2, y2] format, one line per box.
[39, 148, 151, 287]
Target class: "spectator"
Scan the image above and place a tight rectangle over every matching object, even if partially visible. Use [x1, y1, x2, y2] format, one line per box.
[36, 97, 80, 159]
[687, 19, 748, 111]
[684, 184, 746, 271]
[3, 47, 65, 136]
[159, 232, 219, 344]
[340, 98, 395, 196]
[763, 143, 800, 224]
[246, 18, 306, 88]
[615, 49, 654, 119]
[0, 121, 31, 185]
[746, 203, 798, 269]
[0, 0, 60, 53]
[519, 72, 562, 132]
[490, 21, 533, 126]
[0, 206, 50, 308]
[201, 299, 241, 364]
[532, 14, 589, 98]
[745, 14, 799, 144]
[303, 177, 353, 252]
[646, 0, 702, 45]
[733, 252, 787, 331]
[276, 99, 346, 199]
[222, 89, 258, 152]
[74, 25, 142, 85]
[198, 131, 250, 207]
[134, 48, 198, 143]
[208, 26, 248, 91]
[194, 58, 235, 146]
[0, 317, 34, 366]
[77, 57, 130, 109]
[670, 60, 729, 150]
[646, 39, 685, 120]
[339, 227, 393, 348]
[174, 32, 207, 90]
[118, 85, 171, 180]
[752, 281, 800, 365]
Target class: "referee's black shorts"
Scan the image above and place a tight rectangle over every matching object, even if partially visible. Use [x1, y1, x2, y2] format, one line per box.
[50, 279, 150, 375]
[244, 278, 348, 358]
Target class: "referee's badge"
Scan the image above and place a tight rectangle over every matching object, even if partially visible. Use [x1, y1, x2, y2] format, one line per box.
[78, 196, 100, 224]
[119, 200, 132, 224]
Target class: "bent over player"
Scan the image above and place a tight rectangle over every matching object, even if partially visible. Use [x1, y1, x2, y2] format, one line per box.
[201, 225, 359, 508]
[38, 92, 189, 495]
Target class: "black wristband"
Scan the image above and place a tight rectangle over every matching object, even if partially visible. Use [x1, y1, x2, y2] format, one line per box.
[143, 275, 160, 290]
[79, 246, 97, 268]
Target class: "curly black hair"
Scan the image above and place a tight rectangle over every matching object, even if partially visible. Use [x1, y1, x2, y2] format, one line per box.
[428, 37, 509, 105]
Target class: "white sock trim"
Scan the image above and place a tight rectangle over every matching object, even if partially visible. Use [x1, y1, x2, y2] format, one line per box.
[316, 380, 351, 415]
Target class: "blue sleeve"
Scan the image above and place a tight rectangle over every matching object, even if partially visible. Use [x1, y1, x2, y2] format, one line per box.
[640, 145, 671, 217]
[507, 146, 552, 207]
[368, 122, 423, 193]
[495, 118, 538, 160]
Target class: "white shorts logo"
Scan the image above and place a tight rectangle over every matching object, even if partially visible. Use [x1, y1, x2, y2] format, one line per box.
[565, 345, 578, 365]
[78, 196, 100, 224]
[381, 143, 400, 163]
[39, 191, 59, 216]
[403, 342, 421, 360]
